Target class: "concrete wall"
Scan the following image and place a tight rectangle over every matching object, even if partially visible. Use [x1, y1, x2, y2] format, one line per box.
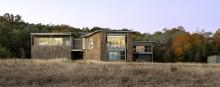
[208, 55, 220, 63]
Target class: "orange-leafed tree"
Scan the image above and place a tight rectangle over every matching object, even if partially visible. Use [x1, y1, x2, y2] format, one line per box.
[171, 33, 193, 62]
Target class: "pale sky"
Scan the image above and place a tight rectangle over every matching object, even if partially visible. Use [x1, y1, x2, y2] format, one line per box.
[0, 0, 220, 33]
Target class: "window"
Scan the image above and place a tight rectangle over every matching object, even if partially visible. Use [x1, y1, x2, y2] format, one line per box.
[135, 45, 152, 52]
[54, 38, 63, 45]
[36, 37, 62, 46]
[107, 35, 126, 49]
[88, 37, 93, 49]
[108, 51, 125, 60]
[82, 38, 86, 49]
[107, 34, 126, 61]
[145, 46, 152, 52]
[136, 46, 145, 52]
[35, 37, 70, 46]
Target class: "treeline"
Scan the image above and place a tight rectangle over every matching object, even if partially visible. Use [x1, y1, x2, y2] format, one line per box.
[0, 13, 106, 58]
[0, 13, 220, 62]
[139, 26, 220, 62]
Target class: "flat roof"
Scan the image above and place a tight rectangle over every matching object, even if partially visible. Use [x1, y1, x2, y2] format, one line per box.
[82, 30, 136, 38]
[72, 49, 83, 52]
[133, 41, 157, 46]
[133, 41, 157, 43]
[30, 32, 73, 36]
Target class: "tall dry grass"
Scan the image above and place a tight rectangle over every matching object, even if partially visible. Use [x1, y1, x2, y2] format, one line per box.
[0, 59, 220, 87]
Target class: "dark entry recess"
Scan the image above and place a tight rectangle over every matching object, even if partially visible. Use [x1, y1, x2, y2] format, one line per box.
[71, 51, 83, 60]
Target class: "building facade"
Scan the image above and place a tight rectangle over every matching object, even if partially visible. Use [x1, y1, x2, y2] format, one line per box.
[31, 33, 73, 59]
[133, 41, 156, 62]
[82, 30, 133, 61]
[31, 30, 155, 62]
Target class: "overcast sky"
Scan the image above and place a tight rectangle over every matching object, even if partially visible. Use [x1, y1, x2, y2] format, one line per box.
[0, 0, 220, 33]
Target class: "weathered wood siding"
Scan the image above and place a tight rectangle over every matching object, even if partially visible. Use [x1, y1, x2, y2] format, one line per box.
[83, 32, 104, 60]
[83, 31, 134, 61]
[100, 32, 107, 61]
[127, 32, 133, 61]
[31, 35, 72, 59]
[31, 46, 71, 59]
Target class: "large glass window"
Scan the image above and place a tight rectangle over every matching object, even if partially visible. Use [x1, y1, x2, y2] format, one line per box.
[107, 35, 126, 49]
[35, 37, 70, 46]
[108, 51, 125, 61]
[107, 34, 126, 61]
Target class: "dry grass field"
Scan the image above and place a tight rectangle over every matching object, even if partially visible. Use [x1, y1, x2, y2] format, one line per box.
[0, 59, 220, 87]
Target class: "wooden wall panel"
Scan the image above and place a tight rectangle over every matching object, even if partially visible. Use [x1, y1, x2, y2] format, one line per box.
[31, 46, 71, 59]
[83, 32, 103, 60]
[127, 32, 133, 61]
[100, 32, 107, 61]
[83, 31, 134, 62]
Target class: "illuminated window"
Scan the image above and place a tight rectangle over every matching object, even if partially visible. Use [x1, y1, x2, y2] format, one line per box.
[53, 38, 63, 45]
[107, 35, 126, 49]
[35, 37, 70, 46]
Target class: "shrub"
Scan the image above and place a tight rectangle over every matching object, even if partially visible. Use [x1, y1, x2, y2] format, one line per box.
[0, 45, 12, 58]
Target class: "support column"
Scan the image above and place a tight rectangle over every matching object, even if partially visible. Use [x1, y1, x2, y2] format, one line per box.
[126, 32, 133, 62]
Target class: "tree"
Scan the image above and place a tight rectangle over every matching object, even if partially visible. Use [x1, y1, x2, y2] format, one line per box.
[172, 33, 193, 62]
[52, 24, 73, 32]
[0, 45, 12, 58]
[15, 15, 22, 22]
[212, 29, 220, 54]
[133, 32, 145, 41]
[149, 27, 186, 62]
[191, 33, 208, 62]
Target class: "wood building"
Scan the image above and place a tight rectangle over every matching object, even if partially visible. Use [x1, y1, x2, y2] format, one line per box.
[30, 30, 156, 62]
[31, 33, 73, 59]
[133, 41, 156, 62]
[82, 30, 134, 61]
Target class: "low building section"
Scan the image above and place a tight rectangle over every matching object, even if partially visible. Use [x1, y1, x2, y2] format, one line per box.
[31, 33, 73, 59]
[133, 41, 156, 62]
[207, 55, 220, 63]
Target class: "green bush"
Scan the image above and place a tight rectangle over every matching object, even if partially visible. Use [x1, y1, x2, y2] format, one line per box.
[0, 46, 12, 58]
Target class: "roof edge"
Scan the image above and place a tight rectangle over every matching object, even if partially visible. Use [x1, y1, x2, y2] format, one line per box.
[133, 41, 157, 43]
[30, 32, 73, 35]
[82, 30, 136, 38]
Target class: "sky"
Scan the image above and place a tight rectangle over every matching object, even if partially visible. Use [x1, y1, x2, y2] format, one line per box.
[0, 0, 220, 33]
